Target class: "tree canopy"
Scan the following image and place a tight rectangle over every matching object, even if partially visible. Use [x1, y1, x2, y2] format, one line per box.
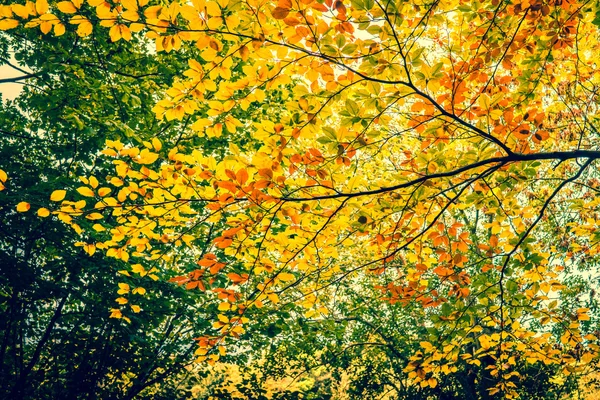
[1, 0, 600, 397]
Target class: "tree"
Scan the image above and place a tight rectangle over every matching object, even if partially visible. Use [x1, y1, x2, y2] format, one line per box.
[0, 16, 222, 399]
[2, 0, 600, 397]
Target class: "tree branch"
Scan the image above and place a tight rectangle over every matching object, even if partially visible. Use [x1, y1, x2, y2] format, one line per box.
[0, 73, 38, 84]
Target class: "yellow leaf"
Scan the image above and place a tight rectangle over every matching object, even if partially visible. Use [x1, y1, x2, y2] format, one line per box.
[136, 148, 159, 164]
[130, 22, 144, 32]
[83, 244, 96, 255]
[57, 212, 72, 224]
[218, 302, 230, 311]
[477, 93, 491, 110]
[131, 305, 141, 313]
[131, 264, 144, 273]
[217, 314, 229, 323]
[57, 1, 77, 13]
[489, 109, 503, 120]
[116, 297, 128, 304]
[118, 24, 131, 41]
[117, 282, 130, 294]
[72, 222, 82, 233]
[89, 176, 99, 188]
[85, 212, 103, 220]
[92, 223, 105, 231]
[75, 19, 92, 36]
[40, 20, 53, 34]
[267, 293, 279, 304]
[35, 0, 49, 15]
[11, 4, 31, 19]
[205, 1, 220, 16]
[582, 352, 594, 363]
[277, 272, 295, 282]
[97, 187, 111, 197]
[110, 177, 123, 186]
[37, 207, 50, 217]
[578, 313, 590, 321]
[109, 24, 121, 41]
[0, 169, 7, 182]
[201, 48, 217, 62]
[231, 325, 244, 334]
[54, 22, 65, 35]
[143, 5, 162, 19]
[0, 18, 19, 30]
[152, 137, 162, 151]
[121, 10, 139, 21]
[191, 118, 212, 132]
[16, 202, 30, 212]
[132, 287, 146, 295]
[121, 0, 138, 10]
[77, 186, 95, 197]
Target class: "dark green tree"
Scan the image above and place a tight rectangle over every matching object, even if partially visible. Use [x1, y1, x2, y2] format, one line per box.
[0, 23, 212, 400]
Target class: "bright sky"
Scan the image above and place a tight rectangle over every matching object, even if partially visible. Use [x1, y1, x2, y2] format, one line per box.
[0, 61, 26, 101]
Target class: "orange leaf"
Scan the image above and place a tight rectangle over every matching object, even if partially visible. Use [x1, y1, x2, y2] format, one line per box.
[217, 181, 237, 193]
[236, 169, 248, 185]
[225, 169, 237, 180]
[214, 236, 233, 248]
[272, 7, 290, 19]
[228, 273, 249, 284]
[277, 0, 292, 8]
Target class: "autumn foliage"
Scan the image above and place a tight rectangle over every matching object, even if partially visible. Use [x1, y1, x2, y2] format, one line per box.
[2, 0, 600, 396]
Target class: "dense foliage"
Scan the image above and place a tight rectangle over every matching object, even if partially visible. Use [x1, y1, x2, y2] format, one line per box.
[2, 0, 600, 397]
[0, 24, 215, 399]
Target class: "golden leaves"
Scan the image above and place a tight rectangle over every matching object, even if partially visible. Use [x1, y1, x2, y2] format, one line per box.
[16, 202, 30, 212]
[0, 18, 19, 30]
[69, 15, 93, 36]
[54, 21, 65, 35]
[276, 272, 295, 282]
[109, 24, 131, 42]
[132, 287, 146, 295]
[97, 187, 111, 197]
[83, 243, 96, 255]
[117, 283, 130, 294]
[57, 1, 79, 14]
[0, 169, 6, 191]
[1, 0, 595, 388]
[37, 207, 50, 217]
[50, 189, 67, 201]
[76, 186, 95, 197]
[151, 137, 162, 152]
[8, 4, 31, 19]
[135, 148, 159, 164]
[35, 0, 48, 15]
